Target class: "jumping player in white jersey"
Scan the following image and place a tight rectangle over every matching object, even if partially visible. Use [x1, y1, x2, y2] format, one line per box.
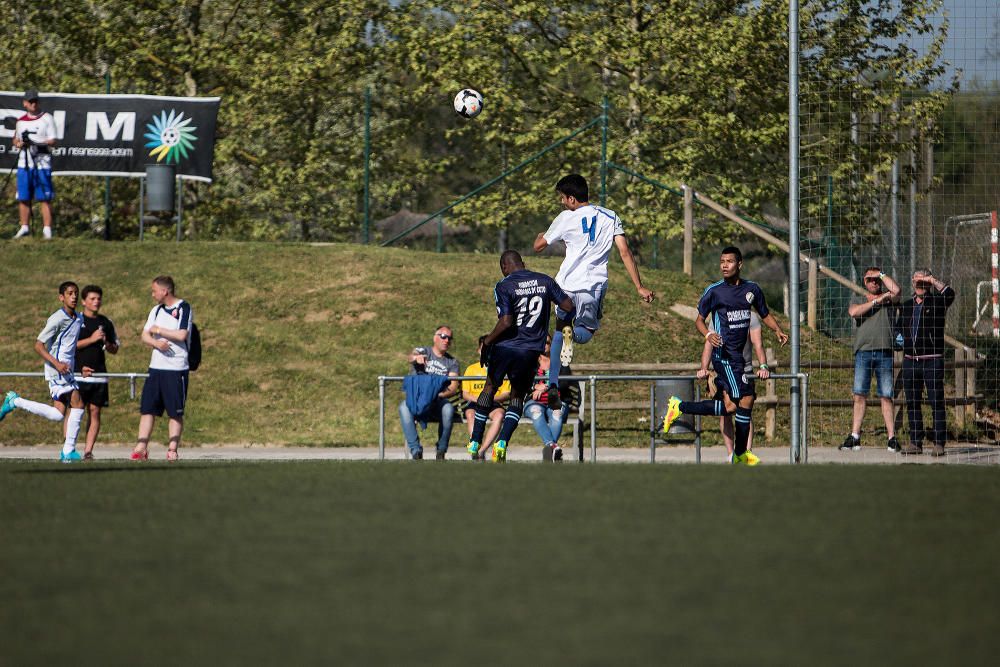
[533, 174, 655, 408]
[0, 281, 93, 462]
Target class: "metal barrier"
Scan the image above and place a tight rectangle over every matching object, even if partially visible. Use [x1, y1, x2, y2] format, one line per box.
[0, 371, 149, 399]
[378, 373, 810, 463]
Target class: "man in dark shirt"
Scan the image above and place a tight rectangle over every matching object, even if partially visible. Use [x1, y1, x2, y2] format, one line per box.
[74, 285, 120, 460]
[467, 250, 574, 462]
[661, 246, 788, 465]
[897, 270, 955, 456]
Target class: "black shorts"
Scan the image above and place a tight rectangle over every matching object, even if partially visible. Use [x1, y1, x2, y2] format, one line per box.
[140, 368, 189, 418]
[712, 358, 756, 401]
[78, 382, 110, 408]
[488, 347, 540, 397]
[463, 401, 505, 413]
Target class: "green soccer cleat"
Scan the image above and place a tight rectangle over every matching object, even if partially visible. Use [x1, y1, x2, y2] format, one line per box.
[492, 440, 507, 463]
[661, 396, 682, 434]
[467, 440, 481, 459]
[0, 391, 18, 422]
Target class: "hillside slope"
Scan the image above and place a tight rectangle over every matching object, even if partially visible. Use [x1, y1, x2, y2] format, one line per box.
[0, 240, 814, 447]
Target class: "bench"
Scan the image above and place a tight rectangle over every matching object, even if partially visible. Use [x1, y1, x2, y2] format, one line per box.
[451, 381, 587, 460]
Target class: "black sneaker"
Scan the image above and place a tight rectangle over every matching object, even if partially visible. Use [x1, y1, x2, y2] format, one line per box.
[887, 437, 901, 453]
[412, 450, 423, 460]
[839, 435, 861, 451]
[552, 445, 563, 461]
[435, 451, 446, 460]
[547, 386, 561, 410]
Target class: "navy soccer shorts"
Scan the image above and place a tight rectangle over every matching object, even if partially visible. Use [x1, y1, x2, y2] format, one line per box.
[487, 347, 541, 397]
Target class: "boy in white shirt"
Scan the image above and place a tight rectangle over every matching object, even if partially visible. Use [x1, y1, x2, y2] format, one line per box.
[11, 89, 57, 239]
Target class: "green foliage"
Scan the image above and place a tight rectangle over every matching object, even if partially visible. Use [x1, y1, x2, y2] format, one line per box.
[0, 1, 956, 246]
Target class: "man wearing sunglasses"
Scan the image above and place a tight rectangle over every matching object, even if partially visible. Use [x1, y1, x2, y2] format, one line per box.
[840, 267, 901, 453]
[398, 326, 460, 459]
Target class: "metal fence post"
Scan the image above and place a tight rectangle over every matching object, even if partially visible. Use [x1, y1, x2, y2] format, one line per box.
[589, 376, 597, 463]
[378, 376, 386, 461]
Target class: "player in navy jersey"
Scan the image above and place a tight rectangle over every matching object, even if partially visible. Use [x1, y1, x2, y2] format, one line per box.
[662, 246, 788, 464]
[467, 250, 575, 462]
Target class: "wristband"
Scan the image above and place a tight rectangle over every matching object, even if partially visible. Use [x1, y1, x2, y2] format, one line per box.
[759, 363, 769, 370]
[705, 331, 714, 339]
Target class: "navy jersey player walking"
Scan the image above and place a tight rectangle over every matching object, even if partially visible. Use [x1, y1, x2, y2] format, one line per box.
[662, 247, 788, 464]
[468, 251, 575, 462]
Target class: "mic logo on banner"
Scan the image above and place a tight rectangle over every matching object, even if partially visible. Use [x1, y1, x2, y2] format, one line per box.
[144, 109, 197, 164]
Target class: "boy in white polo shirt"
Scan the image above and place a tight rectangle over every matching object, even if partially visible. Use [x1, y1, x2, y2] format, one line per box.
[131, 275, 193, 462]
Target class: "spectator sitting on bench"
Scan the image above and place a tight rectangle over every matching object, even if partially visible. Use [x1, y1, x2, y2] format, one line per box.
[461, 336, 511, 461]
[524, 335, 572, 462]
[398, 326, 460, 460]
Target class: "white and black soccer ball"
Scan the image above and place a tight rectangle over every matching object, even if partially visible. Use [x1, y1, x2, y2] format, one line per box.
[453, 88, 483, 119]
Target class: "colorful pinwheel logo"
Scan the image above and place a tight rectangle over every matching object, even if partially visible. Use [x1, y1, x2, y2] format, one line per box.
[144, 110, 197, 164]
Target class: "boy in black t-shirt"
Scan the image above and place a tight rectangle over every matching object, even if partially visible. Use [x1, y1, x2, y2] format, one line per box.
[75, 285, 119, 460]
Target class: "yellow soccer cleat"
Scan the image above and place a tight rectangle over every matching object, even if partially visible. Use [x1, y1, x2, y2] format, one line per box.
[492, 440, 507, 463]
[732, 451, 760, 466]
[467, 441, 481, 460]
[661, 396, 682, 434]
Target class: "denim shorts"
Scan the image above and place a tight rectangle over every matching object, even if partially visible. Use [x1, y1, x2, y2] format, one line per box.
[853, 349, 894, 398]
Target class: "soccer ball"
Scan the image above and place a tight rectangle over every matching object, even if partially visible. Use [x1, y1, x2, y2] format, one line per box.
[453, 89, 483, 119]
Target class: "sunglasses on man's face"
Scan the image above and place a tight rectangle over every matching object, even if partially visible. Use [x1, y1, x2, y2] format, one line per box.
[436, 333, 453, 340]
[864, 276, 881, 283]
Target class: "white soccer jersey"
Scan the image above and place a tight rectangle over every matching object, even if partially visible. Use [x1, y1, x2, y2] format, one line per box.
[144, 300, 193, 371]
[15, 112, 57, 169]
[543, 204, 625, 292]
[37, 308, 83, 381]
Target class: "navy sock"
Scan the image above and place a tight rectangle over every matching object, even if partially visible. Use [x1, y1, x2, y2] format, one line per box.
[734, 407, 752, 456]
[679, 399, 725, 416]
[496, 402, 524, 444]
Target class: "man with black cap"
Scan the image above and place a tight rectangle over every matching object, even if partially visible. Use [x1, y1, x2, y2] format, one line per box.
[11, 89, 57, 239]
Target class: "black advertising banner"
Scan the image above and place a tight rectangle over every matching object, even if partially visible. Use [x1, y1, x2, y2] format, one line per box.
[0, 92, 220, 182]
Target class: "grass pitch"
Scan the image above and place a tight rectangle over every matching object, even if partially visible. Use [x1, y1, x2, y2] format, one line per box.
[2, 461, 998, 665]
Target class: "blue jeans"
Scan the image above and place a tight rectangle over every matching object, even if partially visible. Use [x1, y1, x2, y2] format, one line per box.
[853, 349, 894, 398]
[398, 398, 455, 456]
[523, 400, 568, 446]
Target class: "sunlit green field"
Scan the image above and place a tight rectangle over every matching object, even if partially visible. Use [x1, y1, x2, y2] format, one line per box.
[2, 460, 997, 665]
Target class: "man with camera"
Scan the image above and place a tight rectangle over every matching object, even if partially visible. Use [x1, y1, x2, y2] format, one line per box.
[11, 89, 57, 239]
[898, 269, 955, 457]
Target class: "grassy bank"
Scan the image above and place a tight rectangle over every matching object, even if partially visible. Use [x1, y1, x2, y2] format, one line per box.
[1, 239, 833, 447]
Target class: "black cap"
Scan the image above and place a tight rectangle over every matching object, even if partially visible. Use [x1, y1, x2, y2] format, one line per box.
[23, 89, 39, 101]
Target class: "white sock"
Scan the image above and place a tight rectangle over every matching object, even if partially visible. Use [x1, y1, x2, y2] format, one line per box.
[19, 225, 29, 233]
[851, 432, 860, 440]
[13, 397, 64, 422]
[62, 408, 84, 454]
[42, 227, 53, 239]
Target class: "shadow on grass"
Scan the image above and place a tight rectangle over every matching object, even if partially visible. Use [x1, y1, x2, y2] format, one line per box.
[11, 463, 250, 475]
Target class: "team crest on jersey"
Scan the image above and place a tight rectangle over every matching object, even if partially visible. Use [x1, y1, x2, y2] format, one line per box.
[745, 292, 754, 304]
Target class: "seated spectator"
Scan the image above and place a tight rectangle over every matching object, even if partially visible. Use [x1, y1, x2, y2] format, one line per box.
[524, 335, 571, 462]
[461, 336, 512, 460]
[399, 326, 459, 460]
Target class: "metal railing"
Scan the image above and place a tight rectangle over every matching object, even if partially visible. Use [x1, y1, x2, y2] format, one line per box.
[0, 371, 149, 399]
[378, 372, 810, 464]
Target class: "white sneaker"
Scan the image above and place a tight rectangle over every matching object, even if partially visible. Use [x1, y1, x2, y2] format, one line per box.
[559, 325, 574, 365]
[13, 226, 30, 239]
[42, 227, 53, 239]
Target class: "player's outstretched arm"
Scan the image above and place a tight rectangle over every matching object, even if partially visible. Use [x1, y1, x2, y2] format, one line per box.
[761, 314, 789, 346]
[533, 233, 549, 253]
[613, 235, 654, 303]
